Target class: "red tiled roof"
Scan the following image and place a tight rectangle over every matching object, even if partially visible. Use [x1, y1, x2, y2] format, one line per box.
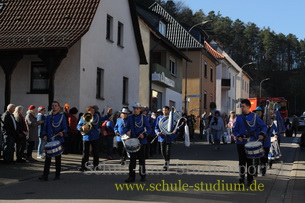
[204, 41, 224, 59]
[0, 0, 100, 50]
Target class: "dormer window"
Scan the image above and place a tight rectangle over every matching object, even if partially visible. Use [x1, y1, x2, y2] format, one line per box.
[159, 21, 166, 36]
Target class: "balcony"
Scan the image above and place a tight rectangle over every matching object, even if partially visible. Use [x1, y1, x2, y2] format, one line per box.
[221, 78, 231, 90]
[151, 63, 175, 88]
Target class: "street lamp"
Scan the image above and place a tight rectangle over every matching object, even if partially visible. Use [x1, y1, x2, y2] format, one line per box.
[184, 20, 211, 114]
[259, 78, 270, 98]
[241, 61, 256, 69]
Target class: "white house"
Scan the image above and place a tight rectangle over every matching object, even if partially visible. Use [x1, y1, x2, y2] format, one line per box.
[0, 0, 146, 113]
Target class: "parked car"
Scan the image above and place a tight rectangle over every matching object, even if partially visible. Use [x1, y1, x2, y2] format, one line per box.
[298, 115, 305, 130]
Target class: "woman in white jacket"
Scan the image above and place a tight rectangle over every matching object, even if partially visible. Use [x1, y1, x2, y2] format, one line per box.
[210, 110, 225, 150]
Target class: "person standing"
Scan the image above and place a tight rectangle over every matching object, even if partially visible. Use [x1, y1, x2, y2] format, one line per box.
[227, 111, 237, 143]
[124, 103, 152, 183]
[1, 104, 18, 163]
[13, 106, 27, 162]
[25, 105, 39, 162]
[233, 99, 267, 186]
[67, 107, 80, 154]
[291, 115, 299, 137]
[155, 106, 176, 171]
[77, 106, 111, 172]
[210, 110, 225, 150]
[114, 107, 130, 165]
[39, 101, 68, 181]
[37, 106, 46, 159]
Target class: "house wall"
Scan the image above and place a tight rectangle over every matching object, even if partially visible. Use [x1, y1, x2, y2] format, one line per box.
[138, 19, 151, 107]
[0, 41, 81, 112]
[79, 0, 141, 112]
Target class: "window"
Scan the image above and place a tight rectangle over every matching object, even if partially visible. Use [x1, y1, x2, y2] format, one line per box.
[159, 21, 166, 36]
[204, 62, 207, 78]
[31, 61, 49, 93]
[117, 22, 124, 47]
[204, 92, 207, 109]
[210, 67, 213, 81]
[122, 77, 129, 104]
[210, 94, 213, 103]
[106, 15, 113, 41]
[169, 100, 176, 108]
[170, 59, 177, 76]
[96, 68, 104, 99]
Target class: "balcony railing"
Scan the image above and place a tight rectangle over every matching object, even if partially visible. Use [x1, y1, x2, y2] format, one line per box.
[151, 63, 171, 78]
[151, 63, 175, 88]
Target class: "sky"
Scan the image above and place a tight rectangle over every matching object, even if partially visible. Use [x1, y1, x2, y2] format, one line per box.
[183, 0, 305, 40]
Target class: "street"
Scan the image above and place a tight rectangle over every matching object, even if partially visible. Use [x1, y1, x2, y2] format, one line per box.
[0, 135, 304, 203]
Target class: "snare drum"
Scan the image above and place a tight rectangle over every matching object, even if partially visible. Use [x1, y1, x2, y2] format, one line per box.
[124, 138, 141, 153]
[121, 134, 129, 141]
[244, 141, 264, 159]
[45, 140, 63, 157]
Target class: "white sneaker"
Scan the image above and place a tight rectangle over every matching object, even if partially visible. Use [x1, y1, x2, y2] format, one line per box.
[37, 155, 42, 159]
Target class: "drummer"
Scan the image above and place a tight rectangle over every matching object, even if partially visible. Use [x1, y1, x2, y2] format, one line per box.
[114, 107, 130, 165]
[233, 99, 267, 186]
[258, 117, 276, 176]
[39, 101, 68, 181]
[124, 102, 152, 183]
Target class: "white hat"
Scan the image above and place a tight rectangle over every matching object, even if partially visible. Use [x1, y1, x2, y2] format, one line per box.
[121, 108, 129, 114]
[132, 102, 142, 108]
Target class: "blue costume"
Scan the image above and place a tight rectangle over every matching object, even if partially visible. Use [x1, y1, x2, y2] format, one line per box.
[37, 113, 46, 157]
[126, 113, 152, 181]
[155, 114, 177, 170]
[77, 114, 108, 141]
[114, 117, 130, 163]
[42, 112, 68, 143]
[233, 112, 267, 184]
[127, 114, 152, 144]
[155, 115, 176, 143]
[40, 112, 68, 180]
[77, 113, 109, 171]
[114, 117, 130, 142]
[233, 113, 267, 144]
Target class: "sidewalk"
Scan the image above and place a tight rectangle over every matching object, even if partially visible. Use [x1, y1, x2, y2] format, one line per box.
[0, 152, 84, 186]
[284, 138, 305, 203]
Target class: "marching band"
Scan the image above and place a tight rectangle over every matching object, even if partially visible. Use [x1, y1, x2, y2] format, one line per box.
[0, 98, 284, 185]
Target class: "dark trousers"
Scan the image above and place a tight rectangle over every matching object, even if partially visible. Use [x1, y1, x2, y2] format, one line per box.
[292, 126, 298, 136]
[260, 147, 270, 174]
[43, 155, 61, 177]
[16, 136, 26, 160]
[3, 135, 15, 162]
[160, 142, 171, 163]
[128, 144, 146, 179]
[81, 140, 99, 169]
[237, 144, 255, 182]
[117, 141, 127, 161]
[27, 141, 35, 158]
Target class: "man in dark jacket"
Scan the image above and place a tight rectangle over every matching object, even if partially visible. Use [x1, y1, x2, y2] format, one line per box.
[1, 104, 18, 163]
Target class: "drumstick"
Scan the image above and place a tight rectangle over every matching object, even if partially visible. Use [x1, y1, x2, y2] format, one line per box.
[150, 135, 159, 144]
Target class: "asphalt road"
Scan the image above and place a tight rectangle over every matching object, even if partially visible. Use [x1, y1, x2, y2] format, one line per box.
[0, 136, 302, 203]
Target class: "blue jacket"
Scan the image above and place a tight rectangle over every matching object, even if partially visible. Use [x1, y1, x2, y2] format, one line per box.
[37, 113, 46, 138]
[42, 112, 68, 143]
[77, 114, 108, 141]
[155, 115, 176, 143]
[233, 113, 267, 145]
[114, 117, 130, 142]
[260, 123, 277, 148]
[127, 114, 152, 144]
